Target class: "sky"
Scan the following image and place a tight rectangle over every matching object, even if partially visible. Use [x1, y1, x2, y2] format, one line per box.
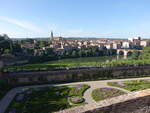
[0, 0, 150, 38]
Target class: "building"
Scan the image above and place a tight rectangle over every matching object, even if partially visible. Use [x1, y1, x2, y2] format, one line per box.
[122, 41, 131, 49]
[128, 37, 141, 42]
[132, 39, 141, 47]
[112, 43, 121, 49]
[140, 40, 150, 47]
[105, 43, 113, 49]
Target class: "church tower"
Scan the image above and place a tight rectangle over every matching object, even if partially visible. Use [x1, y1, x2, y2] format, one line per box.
[50, 31, 53, 40]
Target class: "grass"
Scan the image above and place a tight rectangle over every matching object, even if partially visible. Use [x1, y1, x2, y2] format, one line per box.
[5, 85, 90, 113]
[68, 84, 90, 97]
[92, 88, 125, 101]
[108, 79, 150, 91]
[2, 56, 118, 72]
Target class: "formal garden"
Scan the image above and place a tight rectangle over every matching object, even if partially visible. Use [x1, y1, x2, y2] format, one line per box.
[108, 79, 150, 91]
[5, 84, 89, 113]
[92, 87, 125, 101]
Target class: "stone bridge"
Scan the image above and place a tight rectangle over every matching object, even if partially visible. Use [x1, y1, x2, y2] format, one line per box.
[117, 49, 141, 56]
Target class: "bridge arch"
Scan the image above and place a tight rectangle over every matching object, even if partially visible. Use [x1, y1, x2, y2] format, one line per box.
[117, 49, 140, 56]
[118, 51, 124, 55]
[127, 51, 132, 56]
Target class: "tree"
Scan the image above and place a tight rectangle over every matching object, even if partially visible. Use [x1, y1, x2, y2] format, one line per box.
[44, 48, 54, 56]
[21, 38, 34, 44]
[39, 41, 48, 48]
[3, 49, 11, 56]
[38, 51, 45, 56]
[131, 51, 140, 60]
[140, 47, 150, 59]
[78, 50, 82, 57]
[13, 42, 22, 53]
[71, 50, 77, 57]
[0, 34, 13, 55]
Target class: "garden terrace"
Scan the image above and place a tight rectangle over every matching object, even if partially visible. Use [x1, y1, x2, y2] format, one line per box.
[108, 79, 150, 91]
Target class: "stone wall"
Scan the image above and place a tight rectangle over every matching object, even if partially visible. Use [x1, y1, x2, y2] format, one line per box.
[0, 61, 4, 68]
[2, 66, 150, 84]
[56, 89, 150, 113]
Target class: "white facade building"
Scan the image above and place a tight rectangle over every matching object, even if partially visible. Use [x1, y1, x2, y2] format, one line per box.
[122, 41, 130, 48]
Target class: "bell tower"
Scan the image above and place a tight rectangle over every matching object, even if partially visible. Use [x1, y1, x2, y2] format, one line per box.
[51, 31, 53, 40]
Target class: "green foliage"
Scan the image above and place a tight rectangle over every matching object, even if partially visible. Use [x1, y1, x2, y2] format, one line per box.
[2, 56, 119, 72]
[71, 50, 77, 57]
[3, 49, 11, 56]
[38, 40, 49, 48]
[140, 46, 150, 59]
[0, 34, 12, 55]
[131, 51, 140, 60]
[69, 85, 90, 97]
[21, 38, 34, 44]
[12, 42, 22, 53]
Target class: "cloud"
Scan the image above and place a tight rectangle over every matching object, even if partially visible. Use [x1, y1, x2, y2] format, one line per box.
[0, 16, 44, 33]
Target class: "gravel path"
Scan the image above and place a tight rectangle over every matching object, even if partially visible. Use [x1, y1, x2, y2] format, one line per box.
[1, 77, 150, 113]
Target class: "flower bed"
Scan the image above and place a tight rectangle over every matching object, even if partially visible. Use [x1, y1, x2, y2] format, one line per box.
[69, 96, 84, 104]
[68, 84, 90, 105]
[92, 87, 125, 101]
[108, 79, 150, 91]
[5, 86, 70, 113]
[5, 84, 90, 113]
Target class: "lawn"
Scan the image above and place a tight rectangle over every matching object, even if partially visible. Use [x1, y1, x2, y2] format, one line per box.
[5, 84, 90, 113]
[92, 87, 125, 101]
[69, 84, 90, 97]
[108, 79, 150, 91]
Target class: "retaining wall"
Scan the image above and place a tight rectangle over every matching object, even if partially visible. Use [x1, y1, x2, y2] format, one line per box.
[2, 66, 150, 84]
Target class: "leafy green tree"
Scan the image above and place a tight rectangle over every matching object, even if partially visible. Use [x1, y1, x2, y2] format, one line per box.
[21, 38, 34, 44]
[78, 50, 82, 57]
[39, 41, 48, 48]
[38, 51, 45, 56]
[3, 49, 11, 56]
[71, 50, 77, 57]
[0, 34, 13, 55]
[13, 42, 22, 53]
[131, 51, 140, 60]
[44, 48, 54, 56]
[140, 47, 150, 59]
